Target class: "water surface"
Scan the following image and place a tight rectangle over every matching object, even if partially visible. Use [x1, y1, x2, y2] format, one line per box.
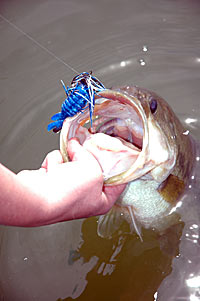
[0, 0, 200, 300]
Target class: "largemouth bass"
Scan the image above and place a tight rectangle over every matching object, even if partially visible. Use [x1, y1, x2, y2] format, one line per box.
[59, 85, 195, 239]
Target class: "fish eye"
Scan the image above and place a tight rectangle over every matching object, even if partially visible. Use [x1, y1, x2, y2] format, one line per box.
[149, 98, 157, 114]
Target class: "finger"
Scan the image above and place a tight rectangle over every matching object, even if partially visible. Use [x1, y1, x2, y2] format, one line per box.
[41, 150, 64, 172]
[68, 138, 99, 165]
[67, 138, 81, 161]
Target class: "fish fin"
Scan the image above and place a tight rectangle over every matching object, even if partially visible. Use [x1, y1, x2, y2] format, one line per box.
[97, 206, 123, 239]
[97, 205, 143, 241]
[127, 206, 143, 242]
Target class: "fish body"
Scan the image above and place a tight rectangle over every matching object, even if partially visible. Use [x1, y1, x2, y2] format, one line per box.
[58, 80, 195, 239]
[95, 87, 195, 237]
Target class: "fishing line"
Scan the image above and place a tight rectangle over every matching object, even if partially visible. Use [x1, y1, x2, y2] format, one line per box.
[0, 14, 79, 74]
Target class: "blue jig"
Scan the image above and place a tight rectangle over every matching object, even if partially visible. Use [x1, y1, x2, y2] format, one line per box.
[47, 72, 105, 133]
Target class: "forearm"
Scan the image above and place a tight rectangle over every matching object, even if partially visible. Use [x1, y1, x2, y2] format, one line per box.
[0, 161, 103, 227]
[0, 163, 48, 226]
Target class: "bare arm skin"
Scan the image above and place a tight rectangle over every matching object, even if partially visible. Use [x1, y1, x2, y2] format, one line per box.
[0, 139, 126, 227]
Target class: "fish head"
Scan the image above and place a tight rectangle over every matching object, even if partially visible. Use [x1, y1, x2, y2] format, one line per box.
[60, 85, 192, 187]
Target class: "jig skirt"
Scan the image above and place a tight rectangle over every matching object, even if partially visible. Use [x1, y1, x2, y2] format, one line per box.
[47, 72, 105, 133]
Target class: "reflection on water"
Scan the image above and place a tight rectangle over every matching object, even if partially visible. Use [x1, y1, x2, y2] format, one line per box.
[57, 218, 184, 301]
[0, 0, 200, 300]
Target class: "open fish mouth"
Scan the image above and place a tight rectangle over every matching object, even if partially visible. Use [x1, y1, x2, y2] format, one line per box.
[60, 88, 170, 185]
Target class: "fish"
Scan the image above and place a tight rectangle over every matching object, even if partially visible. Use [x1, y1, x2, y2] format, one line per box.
[59, 84, 195, 240]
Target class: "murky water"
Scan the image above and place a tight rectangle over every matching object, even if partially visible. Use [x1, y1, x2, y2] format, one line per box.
[0, 0, 200, 300]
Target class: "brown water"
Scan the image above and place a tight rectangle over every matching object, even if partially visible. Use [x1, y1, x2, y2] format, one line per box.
[0, 0, 200, 300]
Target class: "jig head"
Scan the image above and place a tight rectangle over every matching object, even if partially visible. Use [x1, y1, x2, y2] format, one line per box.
[47, 71, 105, 133]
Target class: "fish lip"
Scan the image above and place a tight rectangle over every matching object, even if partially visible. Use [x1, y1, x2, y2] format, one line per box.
[96, 89, 150, 184]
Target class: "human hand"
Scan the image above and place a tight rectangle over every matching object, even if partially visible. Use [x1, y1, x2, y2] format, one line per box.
[17, 139, 126, 225]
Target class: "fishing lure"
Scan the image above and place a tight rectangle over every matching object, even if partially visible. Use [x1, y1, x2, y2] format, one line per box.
[47, 72, 105, 133]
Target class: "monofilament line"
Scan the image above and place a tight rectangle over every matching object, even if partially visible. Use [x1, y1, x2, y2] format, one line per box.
[0, 14, 79, 74]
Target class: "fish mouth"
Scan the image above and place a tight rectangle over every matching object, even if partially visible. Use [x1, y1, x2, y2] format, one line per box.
[60, 88, 152, 185]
